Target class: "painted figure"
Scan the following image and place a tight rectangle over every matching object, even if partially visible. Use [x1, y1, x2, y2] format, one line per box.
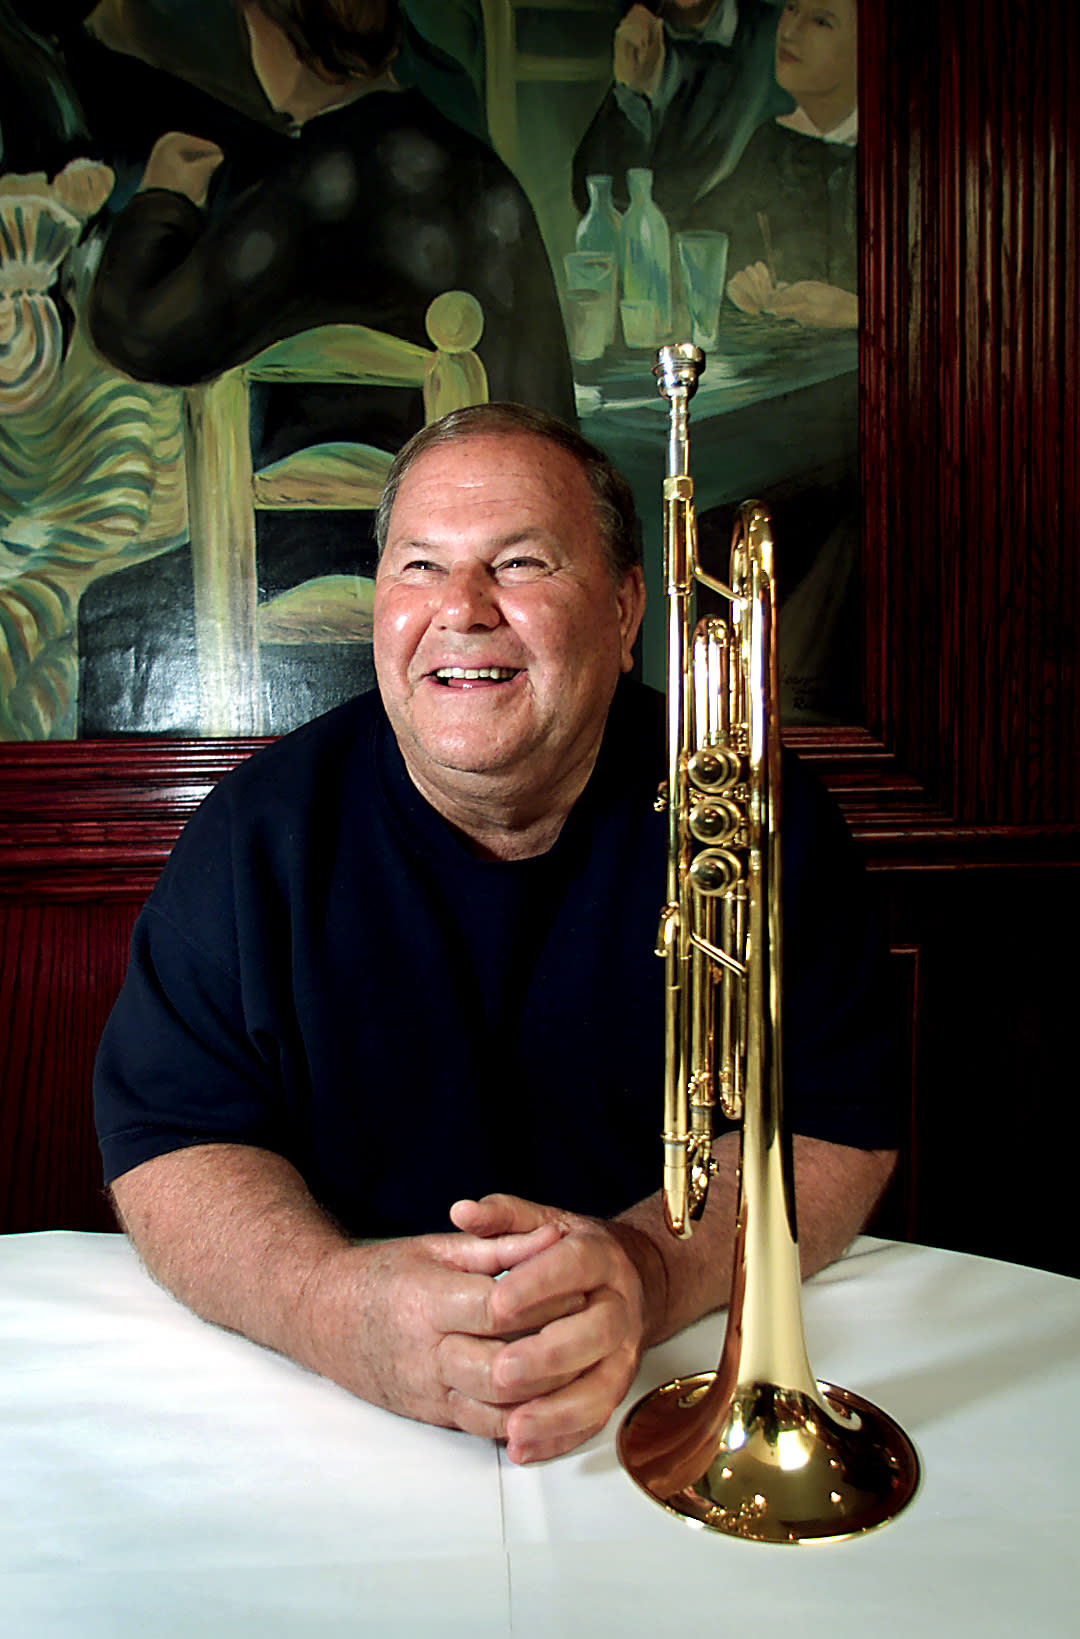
[87, 3, 574, 410]
[700, 0, 859, 328]
[0, 1, 576, 735]
[572, 0, 791, 226]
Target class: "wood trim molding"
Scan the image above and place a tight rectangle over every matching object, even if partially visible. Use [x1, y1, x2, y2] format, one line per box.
[0, 739, 260, 896]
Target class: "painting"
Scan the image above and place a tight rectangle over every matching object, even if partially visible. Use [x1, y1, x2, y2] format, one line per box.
[0, 0, 858, 738]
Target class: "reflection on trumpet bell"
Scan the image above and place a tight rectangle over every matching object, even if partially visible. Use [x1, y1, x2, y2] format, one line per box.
[618, 1371, 920, 1544]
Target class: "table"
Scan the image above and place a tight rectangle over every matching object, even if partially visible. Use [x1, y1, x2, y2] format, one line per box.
[2, 1232, 1077, 1637]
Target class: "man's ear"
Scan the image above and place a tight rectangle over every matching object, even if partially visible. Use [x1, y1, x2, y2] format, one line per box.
[618, 567, 647, 671]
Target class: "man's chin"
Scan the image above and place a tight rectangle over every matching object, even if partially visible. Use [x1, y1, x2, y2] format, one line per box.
[422, 740, 522, 779]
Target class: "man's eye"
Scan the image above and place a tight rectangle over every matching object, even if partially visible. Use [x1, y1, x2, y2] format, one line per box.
[497, 557, 548, 577]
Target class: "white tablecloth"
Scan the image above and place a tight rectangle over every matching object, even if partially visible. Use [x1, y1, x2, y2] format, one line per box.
[1, 1231, 1077, 1637]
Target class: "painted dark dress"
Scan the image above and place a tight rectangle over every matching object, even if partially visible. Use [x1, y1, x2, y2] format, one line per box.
[690, 118, 857, 292]
[87, 85, 573, 413]
[79, 85, 574, 735]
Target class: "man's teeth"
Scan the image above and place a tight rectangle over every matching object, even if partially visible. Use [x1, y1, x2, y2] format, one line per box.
[434, 667, 517, 680]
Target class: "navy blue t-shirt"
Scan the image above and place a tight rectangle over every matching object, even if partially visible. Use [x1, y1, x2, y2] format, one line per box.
[93, 681, 898, 1235]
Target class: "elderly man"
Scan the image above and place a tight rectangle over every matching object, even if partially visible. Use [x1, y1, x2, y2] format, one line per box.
[94, 403, 897, 1465]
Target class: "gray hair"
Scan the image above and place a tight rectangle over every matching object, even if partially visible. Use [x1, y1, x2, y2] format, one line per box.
[375, 402, 641, 581]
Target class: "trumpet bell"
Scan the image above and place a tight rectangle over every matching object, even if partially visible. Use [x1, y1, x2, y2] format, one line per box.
[618, 1371, 919, 1544]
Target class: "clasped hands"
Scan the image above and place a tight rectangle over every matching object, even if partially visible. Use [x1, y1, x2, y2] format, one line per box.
[319, 1195, 657, 1466]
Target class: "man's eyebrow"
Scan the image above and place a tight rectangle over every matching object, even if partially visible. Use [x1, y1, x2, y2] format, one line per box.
[386, 527, 553, 554]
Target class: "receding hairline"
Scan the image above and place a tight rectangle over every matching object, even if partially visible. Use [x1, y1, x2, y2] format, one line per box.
[375, 404, 641, 579]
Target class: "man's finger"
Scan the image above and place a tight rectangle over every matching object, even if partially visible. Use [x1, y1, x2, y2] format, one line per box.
[449, 1192, 558, 1238]
[440, 1219, 563, 1276]
[486, 1225, 604, 1318]
[502, 1349, 636, 1465]
[443, 1389, 512, 1443]
[492, 1289, 623, 1394]
[419, 1241, 583, 1339]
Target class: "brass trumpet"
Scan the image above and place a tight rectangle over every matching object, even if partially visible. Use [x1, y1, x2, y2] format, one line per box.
[617, 343, 919, 1543]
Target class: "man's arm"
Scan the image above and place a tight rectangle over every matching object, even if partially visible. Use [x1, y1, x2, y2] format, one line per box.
[109, 1143, 586, 1441]
[111, 1133, 893, 1466]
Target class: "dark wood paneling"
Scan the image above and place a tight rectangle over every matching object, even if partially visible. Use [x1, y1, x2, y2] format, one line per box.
[860, 0, 1080, 829]
[0, 897, 139, 1232]
[880, 866, 1080, 1281]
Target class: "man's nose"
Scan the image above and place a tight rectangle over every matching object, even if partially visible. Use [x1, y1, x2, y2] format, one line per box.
[434, 562, 501, 630]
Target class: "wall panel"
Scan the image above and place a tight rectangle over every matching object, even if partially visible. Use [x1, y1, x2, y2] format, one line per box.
[0, 898, 138, 1231]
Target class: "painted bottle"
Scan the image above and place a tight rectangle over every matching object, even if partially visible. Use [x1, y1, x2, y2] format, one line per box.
[575, 174, 622, 342]
[621, 167, 671, 342]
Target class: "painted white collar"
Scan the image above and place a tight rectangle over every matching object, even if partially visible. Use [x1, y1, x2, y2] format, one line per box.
[776, 104, 858, 146]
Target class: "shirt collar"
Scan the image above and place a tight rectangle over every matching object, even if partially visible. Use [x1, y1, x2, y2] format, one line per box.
[775, 104, 859, 146]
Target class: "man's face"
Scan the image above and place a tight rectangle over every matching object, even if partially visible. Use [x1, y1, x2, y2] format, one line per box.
[776, 0, 858, 104]
[373, 432, 645, 819]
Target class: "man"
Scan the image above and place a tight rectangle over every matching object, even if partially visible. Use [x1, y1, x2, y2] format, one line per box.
[572, 0, 792, 226]
[94, 403, 898, 1465]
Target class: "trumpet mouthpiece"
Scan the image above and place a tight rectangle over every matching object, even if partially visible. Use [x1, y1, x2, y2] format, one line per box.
[654, 343, 706, 400]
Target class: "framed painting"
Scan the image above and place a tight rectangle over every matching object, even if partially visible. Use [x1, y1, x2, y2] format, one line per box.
[1, 0, 865, 740]
[1, 0, 1076, 851]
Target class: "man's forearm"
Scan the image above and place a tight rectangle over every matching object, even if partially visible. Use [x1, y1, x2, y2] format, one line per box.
[615, 1132, 897, 1347]
[109, 1145, 576, 1443]
[110, 1144, 367, 1383]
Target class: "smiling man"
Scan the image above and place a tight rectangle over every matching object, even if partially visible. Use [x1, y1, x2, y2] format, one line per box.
[94, 403, 899, 1464]
[372, 418, 644, 858]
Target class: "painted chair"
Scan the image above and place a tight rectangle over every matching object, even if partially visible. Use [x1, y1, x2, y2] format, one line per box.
[182, 291, 488, 735]
[480, 1, 615, 175]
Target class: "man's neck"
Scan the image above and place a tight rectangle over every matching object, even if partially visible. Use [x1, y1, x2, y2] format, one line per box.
[398, 752, 601, 862]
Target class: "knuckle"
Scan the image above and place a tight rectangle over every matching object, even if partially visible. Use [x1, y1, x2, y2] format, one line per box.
[446, 1390, 510, 1440]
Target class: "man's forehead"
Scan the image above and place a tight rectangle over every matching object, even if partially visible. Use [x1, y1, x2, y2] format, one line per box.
[391, 430, 589, 510]
[409, 427, 572, 471]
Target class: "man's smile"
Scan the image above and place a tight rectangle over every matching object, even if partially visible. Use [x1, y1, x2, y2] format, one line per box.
[430, 666, 522, 687]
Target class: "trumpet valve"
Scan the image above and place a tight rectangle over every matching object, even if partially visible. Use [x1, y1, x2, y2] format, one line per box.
[689, 1068, 716, 1116]
[718, 1066, 743, 1123]
[688, 847, 742, 898]
[688, 795, 742, 847]
[687, 746, 741, 791]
